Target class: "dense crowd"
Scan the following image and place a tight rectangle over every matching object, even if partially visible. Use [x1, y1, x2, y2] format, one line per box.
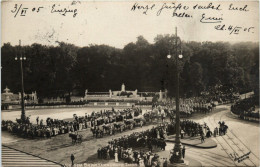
[201, 85, 239, 103]
[1, 107, 151, 139]
[167, 120, 203, 137]
[87, 108, 153, 138]
[231, 95, 259, 119]
[1, 116, 87, 138]
[97, 118, 226, 166]
[153, 99, 216, 120]
[97, 125, 168, 166]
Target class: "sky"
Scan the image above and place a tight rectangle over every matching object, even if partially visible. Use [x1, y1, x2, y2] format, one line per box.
[1, 1, 259, 48]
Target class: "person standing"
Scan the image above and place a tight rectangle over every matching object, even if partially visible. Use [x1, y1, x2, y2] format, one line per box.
[36, 117, 39, 125]
[70, 154, 75, 166]
[114, 147, 118, 162]
[182, 146, 186, 159]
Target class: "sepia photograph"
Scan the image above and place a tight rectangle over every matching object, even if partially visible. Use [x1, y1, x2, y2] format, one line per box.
[1, 1, 259, 166]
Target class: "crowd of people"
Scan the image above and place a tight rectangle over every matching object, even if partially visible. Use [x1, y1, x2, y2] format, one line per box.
[153, 98, 216, 120]
[1, 116, 86, 138]
[1, 107, 150, 139]
[97, 125, 168, 166]
[231, 95, 259, 119]
[86, 107, 155, 138]
[97, 118, 226, 166]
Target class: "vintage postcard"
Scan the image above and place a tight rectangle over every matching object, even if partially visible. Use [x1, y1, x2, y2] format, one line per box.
[1, 1, 259, 167]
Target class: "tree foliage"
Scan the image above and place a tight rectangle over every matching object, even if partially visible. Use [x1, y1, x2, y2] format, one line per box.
[1, 37, 258, 98]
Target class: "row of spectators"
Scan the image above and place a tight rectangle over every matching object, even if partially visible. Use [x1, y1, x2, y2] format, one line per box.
[97, 120, 210, 166]
[231, 95, 259, 119]
[1, 118, 82, 138]
[1, 107, 149, 139]
[97, 125, 168, 166]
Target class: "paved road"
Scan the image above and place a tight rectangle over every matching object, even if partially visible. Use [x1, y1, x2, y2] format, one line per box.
[165, 105, 260, 166]
[2, 105, 259, 166]
[1, 106, 152, 125]
[2, 145, 62, 167]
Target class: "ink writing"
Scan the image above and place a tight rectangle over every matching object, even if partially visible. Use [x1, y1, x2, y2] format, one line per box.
[200, 13, 223, 23]
[215, 24, 254, 35]
[51, 4, 78, 17]
[11, 4, 43, 17]
[131, 3, 155, 15]
[11, 3, 78, 18]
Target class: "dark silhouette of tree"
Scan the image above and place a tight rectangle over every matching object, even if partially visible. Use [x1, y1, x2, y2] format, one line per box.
[1, 38, 258, 99]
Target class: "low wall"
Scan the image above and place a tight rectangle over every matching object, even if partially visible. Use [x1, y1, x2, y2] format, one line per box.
[23, 102, 136, 109]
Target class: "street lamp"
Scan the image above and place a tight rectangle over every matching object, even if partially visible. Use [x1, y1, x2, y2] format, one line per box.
[15, 40, 26, 122]
[168, 27, 184, 164]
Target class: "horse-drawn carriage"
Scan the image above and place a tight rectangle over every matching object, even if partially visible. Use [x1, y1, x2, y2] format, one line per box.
[124, 119, 135, 130]
[114, 121, 125, 132]
[134, 115, 146, 127]
[69, 132, 83, 144]
[102, 123, 114, 135]
[218, 121, 228, 135]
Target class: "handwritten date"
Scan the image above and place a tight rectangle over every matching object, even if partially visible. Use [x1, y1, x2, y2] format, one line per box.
[11, 4, 78, 18]
[215, 24, 254, 35]
[11, 4, 43, 17]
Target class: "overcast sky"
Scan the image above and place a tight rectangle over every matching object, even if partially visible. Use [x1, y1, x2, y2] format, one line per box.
[2, 1, 259, 48]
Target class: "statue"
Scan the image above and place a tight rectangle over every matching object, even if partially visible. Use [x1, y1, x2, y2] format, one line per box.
[32, 91, 37, 101]
[121, 83, 125, 92]
[159, 90, 162, 101]
[134, 89, 138, 97]
[109, 89, 112, 98]
[84, 89, 88, 99]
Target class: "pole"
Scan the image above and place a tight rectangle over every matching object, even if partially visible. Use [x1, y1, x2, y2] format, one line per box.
[19, 40, 26, 122]
[171, 27, 184, 164]
[175, 26, 180, 144]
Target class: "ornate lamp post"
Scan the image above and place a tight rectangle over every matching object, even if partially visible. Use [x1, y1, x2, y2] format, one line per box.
[167, 27, 184, 164]
[15, 40, 26, 122]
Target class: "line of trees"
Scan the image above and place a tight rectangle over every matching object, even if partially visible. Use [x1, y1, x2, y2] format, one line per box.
[1, 35, 259, 99]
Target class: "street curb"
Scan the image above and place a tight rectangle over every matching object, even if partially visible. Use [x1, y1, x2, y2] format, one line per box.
[165, 139, 217, 149]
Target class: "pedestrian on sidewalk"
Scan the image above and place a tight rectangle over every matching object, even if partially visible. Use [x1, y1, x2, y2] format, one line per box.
[71, 154, 75, 166]
[182, 146, 186, 159]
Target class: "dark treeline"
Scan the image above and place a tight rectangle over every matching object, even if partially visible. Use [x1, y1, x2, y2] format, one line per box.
[1, 35, 259, 98]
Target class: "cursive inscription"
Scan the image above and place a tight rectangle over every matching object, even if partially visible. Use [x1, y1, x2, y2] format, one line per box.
[200, 13, 223, 23]
[51, 4, 77, 17]
[129, 2, 255, 36]
[229, 4, 249, 12]
[11, 4, 43, 17]
[157, 3, 188, 16]
[230, 152, 251, 163]
[193, 3, 222, 10]
[215, 24, 254, 35]
[11, 3, 78, 18]
[131, 3, 155, 15]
